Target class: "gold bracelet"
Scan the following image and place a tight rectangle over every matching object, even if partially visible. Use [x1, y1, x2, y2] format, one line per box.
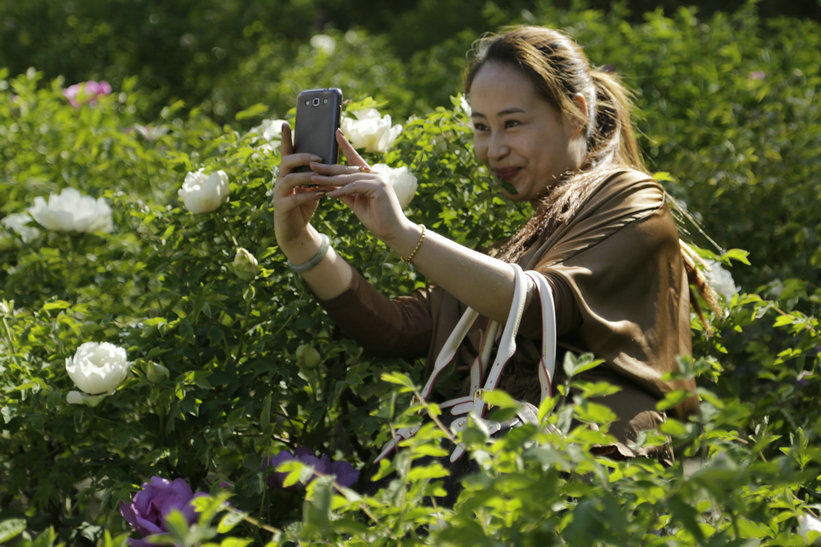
[401, 224, 426, 264]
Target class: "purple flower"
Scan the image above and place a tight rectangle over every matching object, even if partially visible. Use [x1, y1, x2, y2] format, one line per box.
[119, 476, 206, 546]
[63, 80, 112, 108]
[748, 70, 766, 80]
[797, 370, 812, 388]
[328, 459, 360, 488]
[265, 446, 359, 490]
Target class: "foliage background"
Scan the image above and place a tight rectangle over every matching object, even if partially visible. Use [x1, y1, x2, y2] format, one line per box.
[1, 0, 819, 544]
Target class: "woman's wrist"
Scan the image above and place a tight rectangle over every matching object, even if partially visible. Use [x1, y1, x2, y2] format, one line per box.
[386, 222, 427, 264]
[287, 234, 330, 273]
[279, 228, 327, 269]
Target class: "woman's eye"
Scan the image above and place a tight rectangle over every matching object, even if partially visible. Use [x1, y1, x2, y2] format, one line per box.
[472, 122, 488, 132]
[504, 119, 521, 129]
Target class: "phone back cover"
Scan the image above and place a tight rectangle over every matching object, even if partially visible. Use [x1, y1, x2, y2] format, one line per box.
[294, 88, 342, 165]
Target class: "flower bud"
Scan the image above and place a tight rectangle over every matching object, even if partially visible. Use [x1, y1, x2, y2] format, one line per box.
[66, 390, 107, 407]
[145, 361, 170, 383]
[296, 344, 322, 369]
[231, 247, 260, 280]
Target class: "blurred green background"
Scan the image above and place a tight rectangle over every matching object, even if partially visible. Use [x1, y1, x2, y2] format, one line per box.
[2, 0, 818, 294]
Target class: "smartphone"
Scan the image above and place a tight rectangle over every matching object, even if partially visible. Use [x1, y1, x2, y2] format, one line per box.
[293, 88, 343, 171]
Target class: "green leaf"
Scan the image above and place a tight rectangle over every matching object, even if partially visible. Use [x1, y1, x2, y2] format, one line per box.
[42, 300, 71, 311]
[773, 314, 795, 327]
[656, 389, 694, 411]
[406, 462, 450, 481]
[0, 518, 26, 542]
[217, 510, 247, 534]
[163, 509, 191, 538]
[563, 353, 604, 379]
[572, 401, 617, 425]
[724, 248, 751, 265]
[381, 371, 416, 390]
[31, 527, 57, 547]
[236, 103, 270, 120]
[219, 539, 253, 547]
[302, 475, 334, 537]
[260, 393, 272, 432]
[481, 389, 518, 409]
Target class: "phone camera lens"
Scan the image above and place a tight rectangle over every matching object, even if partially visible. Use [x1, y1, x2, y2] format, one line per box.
[312, 98, 320, 106]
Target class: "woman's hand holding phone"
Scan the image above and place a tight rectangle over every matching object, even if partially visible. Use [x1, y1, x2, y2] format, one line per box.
[274, 85, 413, 265]
[272, 122, 328, 262]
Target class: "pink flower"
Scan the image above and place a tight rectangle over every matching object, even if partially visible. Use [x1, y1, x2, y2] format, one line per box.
[748, 71, 766, 80]
[63, 80, 112, 108]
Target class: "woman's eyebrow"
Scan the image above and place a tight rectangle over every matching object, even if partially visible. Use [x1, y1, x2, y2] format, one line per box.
[471, 107, 527, 119]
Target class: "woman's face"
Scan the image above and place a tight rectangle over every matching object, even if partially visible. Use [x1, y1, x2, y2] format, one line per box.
[469, 61, 584, 202]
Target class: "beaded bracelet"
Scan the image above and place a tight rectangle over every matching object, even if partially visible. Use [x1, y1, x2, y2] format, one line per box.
[401, 224, 426, 264]
[287, 234, 330, 274]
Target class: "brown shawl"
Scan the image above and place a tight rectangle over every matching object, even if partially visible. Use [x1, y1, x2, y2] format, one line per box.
[320, 169, 698, 423]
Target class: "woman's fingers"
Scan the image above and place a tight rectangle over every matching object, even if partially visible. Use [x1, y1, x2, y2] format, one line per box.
[280, 123, 294, 156]
[336, 129, 369, 168]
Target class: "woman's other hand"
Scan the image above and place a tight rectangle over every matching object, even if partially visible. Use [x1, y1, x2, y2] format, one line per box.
[308, 129, 413, 244]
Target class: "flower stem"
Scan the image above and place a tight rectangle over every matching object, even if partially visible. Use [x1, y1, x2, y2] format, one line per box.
[224, 504, 281, 535]
[1, 312, 23, 369]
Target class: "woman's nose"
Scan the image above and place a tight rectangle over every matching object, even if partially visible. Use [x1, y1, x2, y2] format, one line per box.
[488, 132, 509, 161]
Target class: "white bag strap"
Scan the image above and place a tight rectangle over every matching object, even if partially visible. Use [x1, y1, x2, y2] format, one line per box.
[525, 270, 557, 401]
[418, 306, 479, 400]
[465, 264, 529, 419]
[375, 266, 558, 463]
[449, 270, 556, 462]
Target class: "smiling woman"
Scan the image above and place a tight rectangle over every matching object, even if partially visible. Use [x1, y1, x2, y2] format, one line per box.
[273, 25, 710, 476]
[468, 61, 585, 202]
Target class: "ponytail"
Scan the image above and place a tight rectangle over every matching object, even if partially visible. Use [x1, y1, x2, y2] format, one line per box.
[585, 69, 645, 172]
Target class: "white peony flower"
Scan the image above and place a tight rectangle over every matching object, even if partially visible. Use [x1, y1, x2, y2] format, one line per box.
[310, 34, 336, 55]
[341, 108, 402, 154]
[2, 212, 40, 242]
[178, 169, 230, 214]
[704, 259, 738, 303]
[65, 341, 130, 395]
[248, 118, 288, 155]
[251, 118, 288, 142]
[457, 94, 471, 117]
[231, 247, 260, 280]
[28, 188, 113, 233]
[798, 513, 821, 542]
[371, 163, 418, 209]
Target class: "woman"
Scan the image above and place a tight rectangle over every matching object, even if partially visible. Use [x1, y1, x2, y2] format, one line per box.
[273, 26, 700, 464]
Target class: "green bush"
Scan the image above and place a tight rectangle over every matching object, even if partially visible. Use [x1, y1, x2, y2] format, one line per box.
[1, 3, 819, 546]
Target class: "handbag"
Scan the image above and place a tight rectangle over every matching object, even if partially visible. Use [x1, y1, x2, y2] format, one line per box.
[375, 264, 557, 463]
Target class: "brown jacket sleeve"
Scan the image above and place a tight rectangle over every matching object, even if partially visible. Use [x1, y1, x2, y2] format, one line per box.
[317, 269, 432, 359]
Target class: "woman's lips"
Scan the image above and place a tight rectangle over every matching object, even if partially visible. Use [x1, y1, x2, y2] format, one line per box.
[494, 167, 520, 182]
